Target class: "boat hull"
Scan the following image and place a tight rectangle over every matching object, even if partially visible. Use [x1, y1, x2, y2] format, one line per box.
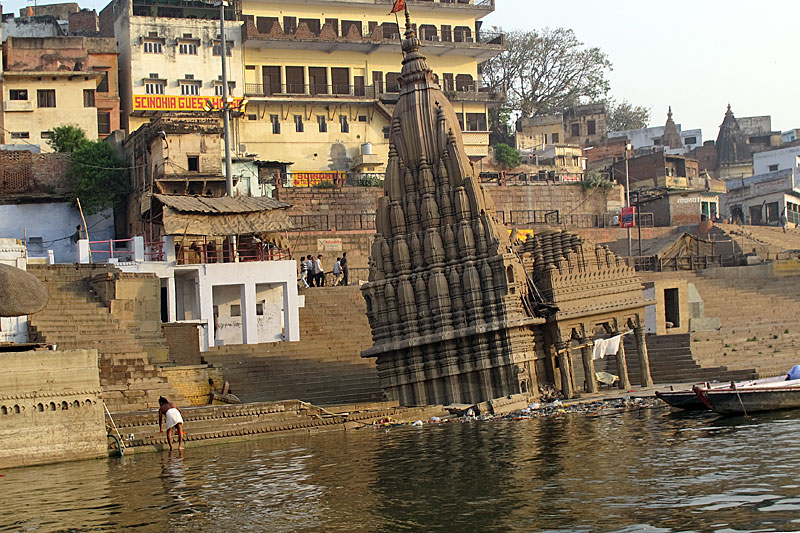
[697, 388, 800, 415]
[655, 390, 708, 410]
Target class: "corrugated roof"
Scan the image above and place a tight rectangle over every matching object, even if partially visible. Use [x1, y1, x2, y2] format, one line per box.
[154, 194, 290, 214]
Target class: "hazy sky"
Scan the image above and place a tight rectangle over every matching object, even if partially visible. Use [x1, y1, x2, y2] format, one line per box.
[2, 0, 797, 140]
[483, 0, 800, 140]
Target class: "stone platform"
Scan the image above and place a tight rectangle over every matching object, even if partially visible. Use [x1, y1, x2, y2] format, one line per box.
[106, 400, 447, 455]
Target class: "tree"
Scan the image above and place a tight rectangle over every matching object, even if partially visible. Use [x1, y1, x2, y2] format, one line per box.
[67, 141, 129, 215]
[48, 124, 90, 153]
[483, 27, 612, 125]
[494, 143, 522, 169]
[606, 99, 651, 132]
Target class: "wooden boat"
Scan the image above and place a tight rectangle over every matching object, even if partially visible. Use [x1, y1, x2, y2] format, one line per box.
[656, 376, 786, 411]
[694, 378, 800, 415]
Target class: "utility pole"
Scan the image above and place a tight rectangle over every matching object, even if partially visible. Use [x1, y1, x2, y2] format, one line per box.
[625, 142, 632, 257]
[218, 0, 233, 198]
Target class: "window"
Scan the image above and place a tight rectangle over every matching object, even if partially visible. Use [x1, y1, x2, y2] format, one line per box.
[143, 40, 162, 54]
[9, 89, 28, 100]
[684, 136, 697, 145]
[187, 156, 199, 172]
[181, 84, 200, 95]
[587, 120, 596, 136]
[145, 82, 165, 95]
[382, 126, 390, 139]
[214, 81, 234, 96]
[769, 164, 779, 172]
[466, 113, 487, 131]
[552, 132, 559, 144]
[97, 111, 111, 135]
[179, 42, 198, 55]
[212, 40, 233, 56]
[96, 71, 109, 93]
[230, 304, 241, 317]
[271, 114, 281, 134]
[317, 115, 327, 133]
[571, 123, 580, 137]
[256, 301, 265, 316]
[37, 89, 56, 108]
[358, 115, 367, 123]
[83, 89, 95, 107]
[340, 115, 349, 133]
[41, 131, 53, 139]
[11, 132, 30, 139]
[294, 115, 304, 133]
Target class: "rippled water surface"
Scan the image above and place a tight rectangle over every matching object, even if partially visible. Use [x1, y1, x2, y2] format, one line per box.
[4, 408, 800, 532]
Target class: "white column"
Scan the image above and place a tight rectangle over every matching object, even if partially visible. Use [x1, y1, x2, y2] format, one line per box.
[166, 276, 177, 322]
[283, 281, 300, 342]
[240, 282, 259, 345]
[133, 236, 145, 262]
[303, 66, 310, 94]
[325, 66, 332, 94]
[76, 239, 90, 264]
[163, 235, 176, 263]
[199, 278, 215, 349]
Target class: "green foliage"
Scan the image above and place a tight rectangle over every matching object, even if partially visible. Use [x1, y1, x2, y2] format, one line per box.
[581, 169, 613, 192]
[312, 180, 338, 189]
[494, 143, 522, 169]
[67, 142, 128, 215]
[356, 174, 385, 187]
[48, 125, 91, 153]
[605, 98, 651, 132]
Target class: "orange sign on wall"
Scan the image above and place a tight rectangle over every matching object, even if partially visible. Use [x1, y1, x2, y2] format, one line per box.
[132, 95, 242, 112]
[291, 171, 344, 187]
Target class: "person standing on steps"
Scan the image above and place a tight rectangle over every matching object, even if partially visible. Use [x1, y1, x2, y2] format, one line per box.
[341, 251, 349, 286]
[158, 397, 185, 451]
[306, 255, 315, 287]
[332, 257, 342, 286]
[300, 257, 309, 288]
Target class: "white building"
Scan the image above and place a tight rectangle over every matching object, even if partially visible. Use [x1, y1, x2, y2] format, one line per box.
[609, 125, 702, 154]
[722, 168, 800, 226]
[752, 145, 800, 176]
[101, 0, 245, 133]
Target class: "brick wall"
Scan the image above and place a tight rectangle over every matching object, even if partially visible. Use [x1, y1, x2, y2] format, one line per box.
[287, 231, 375, 273]
[160, 365, 223, 406]
[68, 9, 98, 34]
[163, 323, 203, 365]
[0, 152, 71, 196]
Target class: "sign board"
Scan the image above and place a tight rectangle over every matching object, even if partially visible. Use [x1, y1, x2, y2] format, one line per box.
[291, 171, 344, 188]
[317, 238, 343, 252]
[620, 206, 636, 228]
[132, 95, 243, 112]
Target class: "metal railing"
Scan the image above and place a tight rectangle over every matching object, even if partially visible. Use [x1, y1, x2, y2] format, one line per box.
[175, 237, 292, 265]
[88, 238, 134, 261]
[144, 241, 164, 262]
[789, 210, 800, 225]
[244, 83, 377, 99]
[625, 255, 725, 272]
[509, 210, 560, 225]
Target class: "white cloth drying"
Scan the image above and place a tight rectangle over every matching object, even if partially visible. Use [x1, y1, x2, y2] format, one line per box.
[592, 334, 624, 360]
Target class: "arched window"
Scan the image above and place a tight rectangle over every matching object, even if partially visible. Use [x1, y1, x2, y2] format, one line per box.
[506, 265, 515, 284]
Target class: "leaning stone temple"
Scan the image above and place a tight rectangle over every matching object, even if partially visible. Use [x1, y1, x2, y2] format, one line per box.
[361, 14, 652, 406]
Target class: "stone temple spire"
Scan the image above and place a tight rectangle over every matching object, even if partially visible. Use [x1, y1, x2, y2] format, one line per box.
[360, 11, 541, 406]
[716, 104, 751, 165]
[661, 106, 683, 150]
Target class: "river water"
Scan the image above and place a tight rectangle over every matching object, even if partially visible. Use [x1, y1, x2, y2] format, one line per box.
[3, 407, 800, 532]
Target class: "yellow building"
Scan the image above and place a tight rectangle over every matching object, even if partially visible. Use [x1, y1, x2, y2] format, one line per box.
[237, 0, 504, 180]
[1, 70, 105, 146]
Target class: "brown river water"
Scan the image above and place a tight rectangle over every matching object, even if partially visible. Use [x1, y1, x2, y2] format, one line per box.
[3, 407, 800, 532]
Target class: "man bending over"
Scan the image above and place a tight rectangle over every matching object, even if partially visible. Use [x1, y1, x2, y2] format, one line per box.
[158, 396, 184, 451]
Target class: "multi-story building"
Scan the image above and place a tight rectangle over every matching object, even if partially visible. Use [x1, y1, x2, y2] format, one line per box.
[516, 103, 607, 150]
[236, 0, 504, 179]
[1, 35, 118, 146]
[100, 0, 245, 133]
[608, 107, 702, 155]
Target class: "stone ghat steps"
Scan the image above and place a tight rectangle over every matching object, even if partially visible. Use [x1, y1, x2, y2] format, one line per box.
[28, 265, 183, 413]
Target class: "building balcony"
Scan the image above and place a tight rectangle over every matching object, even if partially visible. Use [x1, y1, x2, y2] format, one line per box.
[3, 100, 34, 112]
[285, 0, 494, 12]
[241, 21, 504, 61]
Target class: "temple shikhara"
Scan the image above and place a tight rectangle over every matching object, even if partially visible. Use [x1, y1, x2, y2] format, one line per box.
[361, 12, 653, 406]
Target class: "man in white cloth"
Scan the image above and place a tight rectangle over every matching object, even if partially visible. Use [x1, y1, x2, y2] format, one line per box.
[158, 396, 185, 451]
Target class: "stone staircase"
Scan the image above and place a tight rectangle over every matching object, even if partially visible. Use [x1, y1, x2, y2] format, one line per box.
[203, 286, 384, 406]
[27, 264, 183, 413]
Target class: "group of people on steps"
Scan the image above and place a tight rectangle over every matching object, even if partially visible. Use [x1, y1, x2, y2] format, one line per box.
[299, 251, 349, 288]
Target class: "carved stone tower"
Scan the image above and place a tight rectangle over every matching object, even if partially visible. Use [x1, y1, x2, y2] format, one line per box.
[361, 14, 542, 406]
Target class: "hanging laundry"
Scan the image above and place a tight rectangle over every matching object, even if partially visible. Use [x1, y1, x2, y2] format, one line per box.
[593, 338, 609, 360]
[604, 335, 623, 357]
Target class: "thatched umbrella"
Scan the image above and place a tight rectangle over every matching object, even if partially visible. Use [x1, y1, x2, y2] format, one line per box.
[0, 263, 49, 317]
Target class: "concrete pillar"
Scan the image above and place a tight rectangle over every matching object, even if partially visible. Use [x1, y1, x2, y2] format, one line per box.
[556, 342, 575, 399]
[635, 326, 653, 387]
[303, 66, 310, 94]
[166, 276, 177, 323]
[282, 281, 300, 342]
[280, 65, 287, 92]
[325, 66, 332, 94]
[76, 239, 90, 264]
[133, 236, 145, 262]
[199, 280, 215, 349]
[240, 282, 259, 345]
[163, 236, 176, 263]
[615, 332, 631, 390]
[580, 338, 598, 394]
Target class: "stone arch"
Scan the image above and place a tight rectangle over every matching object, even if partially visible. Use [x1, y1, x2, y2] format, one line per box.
[61, 401, 68, 410]
[1, 406, 6, 415]
[455, 74, 473, 92]
[364, 294, 373, 314]
[453, 26, 472, 42]
[14, 405, 20, 414]
[418, 24, 437, 41]
[50, 401, 56, 411]
[74, 400, 81, 408]
[86, 399, 93, 406]
[506, 265, 515, 284]
[37, 403, 44, 412]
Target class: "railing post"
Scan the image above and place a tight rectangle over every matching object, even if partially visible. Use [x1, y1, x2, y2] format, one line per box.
[133, 236, 145, 262]
[109, 239, 114, 259]
[164, 235, 176, 263]
[76, 239, 91, 264]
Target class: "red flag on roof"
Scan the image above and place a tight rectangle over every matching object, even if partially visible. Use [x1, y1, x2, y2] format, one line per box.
[389, 0, 406, 14]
